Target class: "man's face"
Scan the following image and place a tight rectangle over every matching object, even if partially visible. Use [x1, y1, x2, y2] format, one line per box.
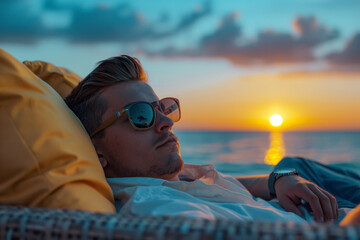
[92, 81, 183, 180]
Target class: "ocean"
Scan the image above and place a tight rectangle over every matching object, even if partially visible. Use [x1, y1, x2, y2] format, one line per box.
[174, 131, 360, 176]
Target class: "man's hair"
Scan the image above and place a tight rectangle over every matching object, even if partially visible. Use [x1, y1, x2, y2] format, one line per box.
[65, 55, 147, 138]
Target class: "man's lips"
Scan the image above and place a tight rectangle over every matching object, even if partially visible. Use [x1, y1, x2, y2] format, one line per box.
[156, 136, 178, 149]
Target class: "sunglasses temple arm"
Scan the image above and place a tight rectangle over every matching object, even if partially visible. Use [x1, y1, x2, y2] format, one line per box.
[90, 112, 120, 138]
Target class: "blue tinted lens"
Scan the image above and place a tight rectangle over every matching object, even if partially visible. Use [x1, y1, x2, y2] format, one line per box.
[129, 103, 155, 128]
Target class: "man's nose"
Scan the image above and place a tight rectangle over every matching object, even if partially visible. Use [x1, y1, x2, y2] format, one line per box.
[154, 110, 174, 132]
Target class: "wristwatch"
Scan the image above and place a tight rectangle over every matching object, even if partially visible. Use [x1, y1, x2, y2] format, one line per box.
[268, 168, 298, 198]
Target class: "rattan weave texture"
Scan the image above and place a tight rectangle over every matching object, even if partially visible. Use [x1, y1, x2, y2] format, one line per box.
[0, 205, 359, 240]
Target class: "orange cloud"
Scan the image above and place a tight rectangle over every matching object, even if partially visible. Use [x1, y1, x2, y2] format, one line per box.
[150, 15, 340, 65]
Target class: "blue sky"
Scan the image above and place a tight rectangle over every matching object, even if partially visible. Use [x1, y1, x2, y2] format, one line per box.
[1, 0, 360, 130]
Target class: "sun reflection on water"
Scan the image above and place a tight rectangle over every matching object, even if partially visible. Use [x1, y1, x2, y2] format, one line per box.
[265, 132, 286, 165]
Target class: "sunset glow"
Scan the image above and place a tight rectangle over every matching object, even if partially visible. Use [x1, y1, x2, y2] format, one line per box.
[265, 132, 285, 165]
[175, 72, 360, 131]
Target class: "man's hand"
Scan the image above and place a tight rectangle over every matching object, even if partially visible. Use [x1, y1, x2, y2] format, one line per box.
[275, 175, 338, 222]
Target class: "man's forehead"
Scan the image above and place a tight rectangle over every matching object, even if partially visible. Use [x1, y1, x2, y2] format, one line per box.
[101, 81, 158, 108]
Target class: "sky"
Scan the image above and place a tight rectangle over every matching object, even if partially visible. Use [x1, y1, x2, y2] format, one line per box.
[1, 0, 360, 131]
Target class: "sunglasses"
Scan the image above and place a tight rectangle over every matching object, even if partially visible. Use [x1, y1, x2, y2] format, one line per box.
[90, 97, 181, 138]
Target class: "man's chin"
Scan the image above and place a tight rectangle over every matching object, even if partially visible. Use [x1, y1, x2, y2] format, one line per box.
[166, 154, 184, 177]
[149, 154, 184, 180]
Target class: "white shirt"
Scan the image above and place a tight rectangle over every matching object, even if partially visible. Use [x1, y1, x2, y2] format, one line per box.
[107, 164, 349, 223]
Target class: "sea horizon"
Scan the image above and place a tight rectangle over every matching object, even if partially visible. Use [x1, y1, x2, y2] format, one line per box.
[175, 129, 360, 133]
[174, 130, 360, 176]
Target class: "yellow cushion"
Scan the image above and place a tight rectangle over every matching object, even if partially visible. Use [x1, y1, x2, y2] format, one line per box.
[0, 49, 115, 213]
[23, 60, 81, 99]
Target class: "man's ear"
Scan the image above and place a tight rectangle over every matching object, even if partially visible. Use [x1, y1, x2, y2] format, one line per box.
[98, 154, 108, 168]
[91, 138, 108, 168]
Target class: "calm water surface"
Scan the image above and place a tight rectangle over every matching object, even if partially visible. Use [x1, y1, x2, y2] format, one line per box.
[174, 131, 360, 176]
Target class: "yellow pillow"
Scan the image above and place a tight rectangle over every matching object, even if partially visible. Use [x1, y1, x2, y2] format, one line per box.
[0, 49, 115, 213]
[23, 60, 81, 99]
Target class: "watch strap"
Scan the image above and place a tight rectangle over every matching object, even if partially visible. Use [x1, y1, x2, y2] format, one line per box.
[268, 169, 298, 198]
[268, 171, 277, 198]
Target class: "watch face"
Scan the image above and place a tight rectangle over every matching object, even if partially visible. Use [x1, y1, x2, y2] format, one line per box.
[275, 168, 296, 174]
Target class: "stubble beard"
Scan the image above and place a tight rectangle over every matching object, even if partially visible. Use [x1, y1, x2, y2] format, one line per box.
[108, 150, 184, 179]
[148, 154, 184, 179]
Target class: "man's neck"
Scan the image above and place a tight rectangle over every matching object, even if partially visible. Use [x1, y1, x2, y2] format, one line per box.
[167, 175, 180, 181]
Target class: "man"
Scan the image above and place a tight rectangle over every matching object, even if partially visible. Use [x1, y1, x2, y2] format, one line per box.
[65, 55, 359, 224]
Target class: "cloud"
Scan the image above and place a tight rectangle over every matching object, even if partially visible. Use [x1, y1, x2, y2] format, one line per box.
[293, 16, 339, 46]
[0, 0, 211, 44]
[200, 12, 242, 55]
[65, 1, 211, 42]
[149, 15, 340, 65]
[229, 16, 338, 64]
[148, 12, 242, 58]
[0, 0, 49, 44]
[65, 4, 153, 43]
[2, 1, 357, 68]
[171, 1, 212, 33]
[326, 32, 360, 67]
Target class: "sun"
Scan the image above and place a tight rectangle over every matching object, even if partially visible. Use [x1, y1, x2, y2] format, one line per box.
[270, 114, 283, 127]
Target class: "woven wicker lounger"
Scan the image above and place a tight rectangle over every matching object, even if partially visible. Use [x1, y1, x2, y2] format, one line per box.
[0, 205, 359, 240]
